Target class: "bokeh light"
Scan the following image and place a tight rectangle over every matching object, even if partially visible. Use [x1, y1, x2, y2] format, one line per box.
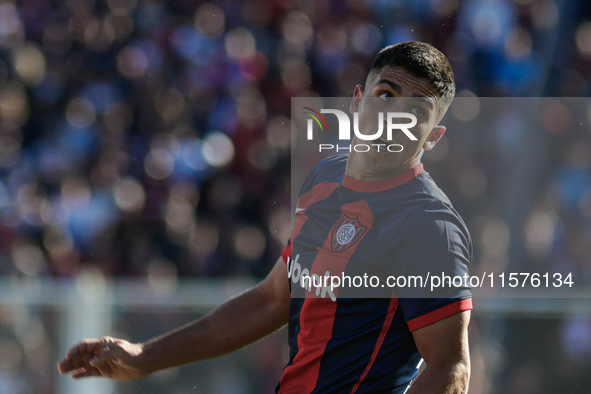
[84, 16, 116, 52]
[61, 177, 91, 207]
[282, 11, 313, 47]
[0, 3, 24, 49]
[504, 27, 532, 60]
[317, 22, 348, 55]
[0, 133, 22, 168]
[473, 215, 511, 274]
[66, 97, 96, 128]
[430, 0, 460, 17]
[351, 23, 382, 55]
[531, 0, 559, 30]
[107, 13, 135, 42]
[265, 115, 291, 149]
[12, 243, 45, 276]
[575, 21, 591, 58]
[540, 101, 571, 134]
[525, 208, 557, 259]
[43, 227, 75, 263]
[224, 27, 256, 61]
[451, 92, 481, 122]
[155, 88, 186, 123]
[202, 132, 235, 168]
[236, 87, 267, 127]
[12, 44, 46, 86]
[0, 81, 29, 127]
[234, 225, 266, 260]
[117, 46, 148, 79]
[107, 0, 137, 15]
[267, 208, 291, 243]
[195, 3, 225, 37]
[164, 193, 196, 237]
[280, 59, 312, 92]
[114, 177, 146, 213]
[144, 148, 175, 181]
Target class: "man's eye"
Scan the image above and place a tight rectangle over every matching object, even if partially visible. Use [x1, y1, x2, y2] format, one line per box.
[410, 107, 425, 117]
[379, 93, 394, 102]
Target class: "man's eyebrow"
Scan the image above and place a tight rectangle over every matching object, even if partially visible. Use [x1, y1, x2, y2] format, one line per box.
[411, 94, 435, 109]
[376, 79, 402, 94]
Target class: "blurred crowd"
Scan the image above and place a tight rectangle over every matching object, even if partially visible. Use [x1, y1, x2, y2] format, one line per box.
[1, 0, 591, 392]
[0, 0, 589, 282]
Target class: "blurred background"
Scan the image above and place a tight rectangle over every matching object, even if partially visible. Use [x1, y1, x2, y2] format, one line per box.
[0, 0, 591, 393]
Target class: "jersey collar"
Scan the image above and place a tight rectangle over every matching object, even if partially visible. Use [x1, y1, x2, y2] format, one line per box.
[342, 163, 425, 193]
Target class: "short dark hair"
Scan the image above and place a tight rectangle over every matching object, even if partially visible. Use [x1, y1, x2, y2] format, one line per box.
[369, 41, 455, 111]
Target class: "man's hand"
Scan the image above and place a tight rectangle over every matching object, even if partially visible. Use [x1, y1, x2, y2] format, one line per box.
[57, 337, 152, 381]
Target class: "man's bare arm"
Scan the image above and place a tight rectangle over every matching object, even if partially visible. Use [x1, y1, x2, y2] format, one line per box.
[57, 257, 290, 380]
[406, 310, 471, 394]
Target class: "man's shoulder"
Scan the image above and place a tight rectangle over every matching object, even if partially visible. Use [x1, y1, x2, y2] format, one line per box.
[313, 154, 347, 175]
[299, 155, 347, 195]
[412, 172, 452, 204]
[385, 169, 466, 231]
[400, 197, 471, 246]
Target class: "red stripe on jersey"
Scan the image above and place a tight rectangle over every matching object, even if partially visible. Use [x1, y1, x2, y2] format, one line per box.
[278, 199, 374, 394]
[349, 296, 399, 394]
[342, 163, 425, 193]
[284, 182, 340, 265]
[407, 298, 473, 332]
[281, 242, 292, 264]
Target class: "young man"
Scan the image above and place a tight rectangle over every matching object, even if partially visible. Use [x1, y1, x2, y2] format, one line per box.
[58, 41, 472, 394]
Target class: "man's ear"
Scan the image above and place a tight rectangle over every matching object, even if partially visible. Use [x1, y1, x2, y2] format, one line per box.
[349, 84, 364, 113]
[423, 125, 446, 151]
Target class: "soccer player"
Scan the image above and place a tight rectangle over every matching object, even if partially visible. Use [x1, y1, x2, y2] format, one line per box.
[58, 41, 472, 394]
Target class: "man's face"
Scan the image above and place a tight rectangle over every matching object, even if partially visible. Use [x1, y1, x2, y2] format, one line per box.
[349, 65, 447, 173]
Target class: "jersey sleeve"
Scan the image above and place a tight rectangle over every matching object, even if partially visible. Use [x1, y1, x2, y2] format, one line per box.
[384, 202, 473, 332]
[281, 239, 292, 265]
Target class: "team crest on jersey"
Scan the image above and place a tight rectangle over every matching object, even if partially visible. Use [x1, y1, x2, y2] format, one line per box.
[331, 214, 367, 252]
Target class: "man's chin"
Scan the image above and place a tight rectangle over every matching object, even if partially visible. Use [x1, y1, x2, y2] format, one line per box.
[361, 147, 401, 166]
[369, 142, 391, 154]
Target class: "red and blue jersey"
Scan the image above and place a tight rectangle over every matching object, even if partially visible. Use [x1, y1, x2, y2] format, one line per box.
[276, 155, 473, 394]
